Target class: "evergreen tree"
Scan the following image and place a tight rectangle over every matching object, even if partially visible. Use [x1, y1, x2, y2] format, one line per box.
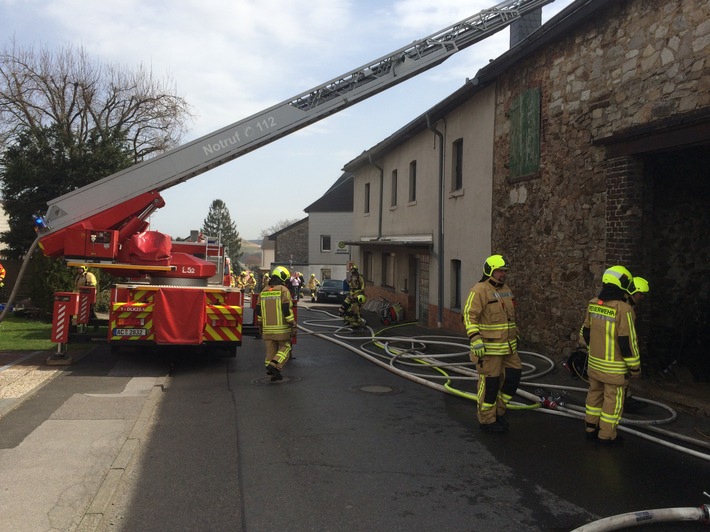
[201, 199, 242, 262]
[0, 125, 133, 312]
[1, 126, 133, 256]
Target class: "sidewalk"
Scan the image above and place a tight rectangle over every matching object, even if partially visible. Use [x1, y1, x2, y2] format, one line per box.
[0, 345, 164, 532]
[0, 349, 61, 419]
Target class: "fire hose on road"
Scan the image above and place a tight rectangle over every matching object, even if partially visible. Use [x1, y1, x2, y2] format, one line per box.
[298, 306, 710, 531]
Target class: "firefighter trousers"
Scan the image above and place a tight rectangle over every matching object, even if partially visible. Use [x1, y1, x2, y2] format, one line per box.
[585, 367, 628, 441]
[263, 332, 292, 370]
[475, 352, 522, 425]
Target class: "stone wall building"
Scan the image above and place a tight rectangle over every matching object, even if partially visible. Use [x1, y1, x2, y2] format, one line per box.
[270, 217, 309, 274]
[475, 0, 709, 376]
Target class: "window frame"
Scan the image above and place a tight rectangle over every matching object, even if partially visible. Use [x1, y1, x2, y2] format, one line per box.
[320, 235, 331, 252]
[408, 160, 417, 203]
[452, 138, 464, 191]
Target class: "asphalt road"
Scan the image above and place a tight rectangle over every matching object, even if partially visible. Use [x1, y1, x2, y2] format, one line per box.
[1, 308, 709, 531]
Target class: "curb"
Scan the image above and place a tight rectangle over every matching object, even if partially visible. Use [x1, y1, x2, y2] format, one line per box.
[77, 375, 168, 531]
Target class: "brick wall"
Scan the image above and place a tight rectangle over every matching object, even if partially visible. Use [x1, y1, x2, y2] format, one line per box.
[605, 156, 645, 268]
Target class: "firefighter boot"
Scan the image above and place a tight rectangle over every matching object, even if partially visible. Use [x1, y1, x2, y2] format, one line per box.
[480, 420, 508, 433]
[266, 363, 283, 381]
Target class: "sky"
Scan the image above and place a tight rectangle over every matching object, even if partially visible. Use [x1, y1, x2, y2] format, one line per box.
[1, 0, 574, 241]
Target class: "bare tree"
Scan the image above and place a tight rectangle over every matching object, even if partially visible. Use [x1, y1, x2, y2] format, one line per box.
[0, 40, 193, 161]
[259, 218, 302, 239]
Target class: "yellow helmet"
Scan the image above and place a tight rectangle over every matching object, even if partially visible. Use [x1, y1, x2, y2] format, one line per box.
[602, 265, 633, 292]
[628, 276, 649, 295]
[483, 254, 509, 277]
[310, 273, 315, 277]
[271, 266, 290, 282]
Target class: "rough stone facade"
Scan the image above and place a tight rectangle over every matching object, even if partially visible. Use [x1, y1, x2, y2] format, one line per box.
[273, 218, 309, 267]
[490, 0, 710, 364]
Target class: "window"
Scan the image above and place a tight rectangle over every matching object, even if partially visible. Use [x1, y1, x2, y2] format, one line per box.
[320, 235, 331, 252]
[452, 138, 463, 191]
[451, 260, 462, 309]
[509, 87, 541, 180]
[408, 160, 417, 203]
[364, 182, 370, 214]
[382, 252, 395, 287]
[391, 169, 398, 207]
[363, 252, 373, 281]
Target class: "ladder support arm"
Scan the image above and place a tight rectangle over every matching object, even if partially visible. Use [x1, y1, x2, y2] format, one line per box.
[39, 0, 553, 253]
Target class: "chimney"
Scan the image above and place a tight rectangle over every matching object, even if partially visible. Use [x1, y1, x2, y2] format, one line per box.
[189, 230, 199, 242]
[510, 8, 542, 47]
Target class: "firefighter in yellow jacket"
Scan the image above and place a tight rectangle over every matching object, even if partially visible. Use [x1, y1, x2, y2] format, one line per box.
[338, 265, 366, 327]
[307, 273, 321, 302]
[463, 255, 521, 433]
[245, 272, 257, 294]
[581, 265, 641, 444]
[256, 266, 296, 381]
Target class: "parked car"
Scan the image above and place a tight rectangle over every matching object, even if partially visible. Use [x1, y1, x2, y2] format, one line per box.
[316, 279, 348, 303]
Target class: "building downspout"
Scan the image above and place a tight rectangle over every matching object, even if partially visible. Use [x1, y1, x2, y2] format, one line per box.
[426, 114, 445, 328]
[368, 155, 384, 240]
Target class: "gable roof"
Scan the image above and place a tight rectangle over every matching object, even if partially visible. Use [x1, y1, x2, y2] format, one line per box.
[304, 173, 353, 213]
[269, 216, 309, 239]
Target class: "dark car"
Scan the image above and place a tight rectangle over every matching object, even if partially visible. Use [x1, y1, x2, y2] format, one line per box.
[316, 279, 348, 303]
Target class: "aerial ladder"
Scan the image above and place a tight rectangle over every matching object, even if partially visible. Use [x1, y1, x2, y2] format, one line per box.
[27, 0, 553, 354]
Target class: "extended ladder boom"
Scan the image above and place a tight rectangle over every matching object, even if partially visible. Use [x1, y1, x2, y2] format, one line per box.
[41, 0, 552, 237]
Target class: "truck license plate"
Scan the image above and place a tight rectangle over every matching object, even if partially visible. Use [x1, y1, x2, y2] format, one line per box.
[113, 328, 148, 336]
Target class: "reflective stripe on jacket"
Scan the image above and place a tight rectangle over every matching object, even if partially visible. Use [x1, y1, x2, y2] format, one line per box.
[463, 278, 517, 351]
[583, 298, 640, 374]
[259, 286, 294, 335]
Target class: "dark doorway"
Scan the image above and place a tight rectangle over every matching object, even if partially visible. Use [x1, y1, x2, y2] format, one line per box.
[644, 145, 710, 381]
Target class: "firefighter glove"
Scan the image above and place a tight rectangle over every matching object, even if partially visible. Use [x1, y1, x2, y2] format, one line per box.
[470, 336, 485, 358]
[629, 366, 641, 380]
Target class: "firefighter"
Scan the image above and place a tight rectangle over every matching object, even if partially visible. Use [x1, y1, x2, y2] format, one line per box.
[307, 273, 321, 302]
[261, 272, 270, 291]
[245, 272, 257, 294]
[463, 254, 521, 433]
[256, 266, 296, 381]
[74, 266, 97, 291]
[0, 261, 5, 289]
[342, 293, 367, 328]
[338, 265, 366, 324]
[581, 265, 641, 444]
[237, 271, 247, 292]
[627, 276, 649, 308]
[74, 266, 98, 319]
[624, 275, 650, 413]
